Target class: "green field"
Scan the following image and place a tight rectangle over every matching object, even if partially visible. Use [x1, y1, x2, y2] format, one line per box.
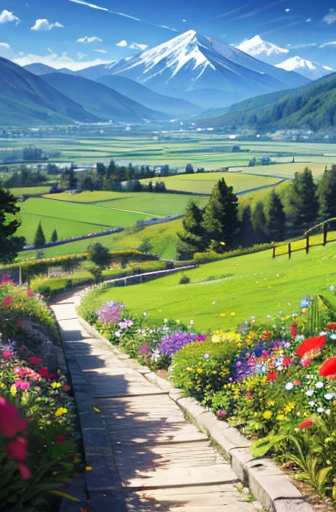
[9, 186, 51, 195]
[86, 241, 336, 331]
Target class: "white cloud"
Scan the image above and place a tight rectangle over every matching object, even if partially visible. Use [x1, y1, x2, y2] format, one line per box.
[320, 41, 336, 48]
[0, 10, 20, 24]
[31, 19, 64, 31]
[14, 51, 111, 71]
[0, 42, 15, 59]
[94, 49, 107, 54]
[287, 42, 318, 49]
[116, 40, 148, 51]
[323, 9, 336, 24]
[77, 36, 102, 43]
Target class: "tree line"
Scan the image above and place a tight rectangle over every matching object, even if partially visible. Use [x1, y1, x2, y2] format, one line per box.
[177, 166, 336, 260]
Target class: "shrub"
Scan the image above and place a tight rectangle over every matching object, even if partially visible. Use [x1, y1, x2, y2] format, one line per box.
[179, 275, 190, 284]
[172, 340, 241, 403]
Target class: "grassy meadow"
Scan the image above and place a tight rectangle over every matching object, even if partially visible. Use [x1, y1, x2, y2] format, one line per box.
[86, 240, 336, 331]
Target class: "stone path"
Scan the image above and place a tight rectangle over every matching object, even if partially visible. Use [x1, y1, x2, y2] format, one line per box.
[52, 293, 257, 512]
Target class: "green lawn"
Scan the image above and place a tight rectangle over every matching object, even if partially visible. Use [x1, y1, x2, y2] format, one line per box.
[9, 186, 51, 195]
[86, 242, 336, 331]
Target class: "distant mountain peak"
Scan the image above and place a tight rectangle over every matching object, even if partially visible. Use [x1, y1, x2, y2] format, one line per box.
[236, 35, 289, 58]
[276, 56, 334, 80]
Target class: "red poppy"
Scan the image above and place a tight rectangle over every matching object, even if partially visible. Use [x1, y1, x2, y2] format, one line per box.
[327, 323, 336, 331]
[0, 400, 28, 437]
[319, 357, 336, 378]
[291, 322, 298, 338]
[267, 373, 279, 382]
[5, 437, 28, 462]
[2, 350, 12, 359]
[39, 367, 50, 378]
[296, 336, 327, 358]
[299, 419, 313, 429]
[18, 462, 31, 480]
[30, 356, 43, 365]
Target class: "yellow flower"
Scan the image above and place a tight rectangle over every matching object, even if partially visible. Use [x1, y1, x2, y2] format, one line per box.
[266, 399, 275, 407]
[276, 414, 286, 421]
[85, 466, 93, 471]
[93, 406, 101, 413]
[10, 384, 17, 397]
[212, 370, 217, 375]
[263, 411, 273, 420]
[197, 368, 203, 374]
[220, 313, 227, 317]
[51, 382, 62, 389]
[302, 308, 307, 314]
[55, 407, 68, 417]
[187, 367, 193, 372]
[284, 402, 296, 414]
[230, 312, 236, 316]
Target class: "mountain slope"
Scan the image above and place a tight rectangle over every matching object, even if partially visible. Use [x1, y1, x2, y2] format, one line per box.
[96, 74, 200, 117]
[0, 57, 97, 126]
[82, 30, 308, 109]
[24, 63, 57, 75]
[41, 73, 167, 122]
[236, 35, 289, 64]
[198, 72, 336, 131]
[276, 56, 334, 81]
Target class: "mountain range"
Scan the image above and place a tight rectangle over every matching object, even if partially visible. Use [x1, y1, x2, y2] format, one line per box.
[198, 72, 336, 132]
[276, 57, 334, 81]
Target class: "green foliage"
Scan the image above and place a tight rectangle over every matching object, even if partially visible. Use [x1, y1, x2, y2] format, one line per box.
[33, 222, 46, 248]
[138, 238, 154, 255]
[287, 169, 319, 236]
[0, 188, 25, 264]
[266, 190, 286, 242]
[252, 202, 268, 244]
[318, 166, 336, 222]
[177, 200, 207, 260]
[50, 229, 58, 243]
[179, 275, 191, 284]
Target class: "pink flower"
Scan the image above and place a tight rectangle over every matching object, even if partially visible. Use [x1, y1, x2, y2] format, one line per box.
[299, 419, 313, 429]
[29, 356, 43, 365]
[56, 434, 66, 444]
[1, 274, 11, 284]
[18, 462, 31, 480]
[294, 380, 301, 387]
[216, 410, 227, 418]
[0, 400, 28, 437]
[2, 350, 12, 359]
[15, 380, 31, 391]
[2, 296, 13, 306]
[27, 289, 34, 298]
[5, 437, 28, 462]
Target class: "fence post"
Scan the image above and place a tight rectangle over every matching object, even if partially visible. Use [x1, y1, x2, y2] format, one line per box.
[323, 223, 328, 246]
[306, 236, 310, 255]
[288, 243, 292, 260]
[272, 246, 276, 259]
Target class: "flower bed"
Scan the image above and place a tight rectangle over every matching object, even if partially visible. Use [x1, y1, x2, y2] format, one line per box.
[80, 284, 336, 505]
[0, 276, 79, 511]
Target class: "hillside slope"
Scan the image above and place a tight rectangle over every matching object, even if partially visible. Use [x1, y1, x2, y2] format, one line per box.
[42, 73, 167, 122]
[0, 57, 97, 126]
[199, 72, 336, 131]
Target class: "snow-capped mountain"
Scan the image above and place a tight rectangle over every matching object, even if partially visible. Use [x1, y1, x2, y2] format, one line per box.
[236, 35, 289, 64]
[276, 56, 334, 80]
[80, 30, 308, 109]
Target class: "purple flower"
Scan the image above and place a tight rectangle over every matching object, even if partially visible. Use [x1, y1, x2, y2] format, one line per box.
[159, 331, 205, 357]
[97, 301, 125, 325]
[139, 343, 150, 356]
[118, 319, 134, 329]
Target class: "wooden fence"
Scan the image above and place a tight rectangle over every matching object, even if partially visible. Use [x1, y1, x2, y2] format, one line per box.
[272, 218, 336, 259]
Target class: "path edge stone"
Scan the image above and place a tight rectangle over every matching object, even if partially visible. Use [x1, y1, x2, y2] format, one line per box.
[76, 312, 315, 512]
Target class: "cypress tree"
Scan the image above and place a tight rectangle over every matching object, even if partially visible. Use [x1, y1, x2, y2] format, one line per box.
[266, 190, 286, 242]
[240, 205, 255, 247]
[34, 222, 46, 247]
[318, 166, 336, 221]
[177, 200, 207, 260]
[252, 202, 268, 244]
[50, 229, 58, 243]
[0, 188, 25, 263]
[288, 168, 318, 235]
[202, 178, 239, 250]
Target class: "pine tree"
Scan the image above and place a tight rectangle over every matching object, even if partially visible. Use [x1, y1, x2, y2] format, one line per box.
[177, 201, 207, 260]
[34, 222, 46, 247]
[318, 166, 336, 221]
[266, 190, 286, 242]
[50, 229, 58, 243]
[288, 168, 318, 235]
[240, 205, 255, 247]
[0, 188, 25, 263]
[202, 178, 239, 250]
[252, 202, 268, 244]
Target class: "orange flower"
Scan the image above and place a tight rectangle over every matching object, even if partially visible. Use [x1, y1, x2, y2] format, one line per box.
[296, 336, 327, 358]
[319, 356, 336, 378]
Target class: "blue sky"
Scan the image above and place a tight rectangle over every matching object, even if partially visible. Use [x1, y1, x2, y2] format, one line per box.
[0, 0, 335, 69]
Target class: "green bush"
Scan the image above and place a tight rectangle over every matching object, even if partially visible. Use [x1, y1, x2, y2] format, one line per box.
[172, 340, 241, 403]
[193, 243, 273, 264]
[179, 275, 191, 284]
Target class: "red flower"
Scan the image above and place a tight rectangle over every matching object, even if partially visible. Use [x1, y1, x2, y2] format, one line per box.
[5, 437, 28, 462]
[18, 462, 31, 480]
[246, 391, 253, 400]
[291, 322, 297, 338]
[63, 384, 71, 392]
[39, 367, 50, 378]
[327, 323, 336, 331]
[30, 356, 43, 365]
[267, 373, 279, 382]
[299, 419, 313, 429]
[319, 357, 336, 378]
[301, 357, 312, 368]
[2, 296, 13, 306]
[17, 319, 24, 328]
[296, 336, 327, 358]
[2, 350, 12, 359]
[27, 289, 34, 298]
[294, 380, 301, 386]
[0, 400, 28, 437]
[56, 434, 66, 444]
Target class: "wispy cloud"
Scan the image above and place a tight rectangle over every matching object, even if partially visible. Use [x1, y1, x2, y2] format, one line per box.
[14, 50, 111, 71]
[232, 0, 287, 21]
[94, 49, 107, 54]
[320, 40, 336, 48]
[68, 0, 177, 31]
[322, 9, 336, 25]
[117, 40, 148, 51]
[31, 19, 64, 31]
[287, 42, 318, 49]
[261, 20, 303, 36]
[211, 5, 250, 20]
[77, 36, 102, 43]
[0, 10, 20, 24]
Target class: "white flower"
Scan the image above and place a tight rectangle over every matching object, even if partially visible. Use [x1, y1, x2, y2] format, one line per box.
[114, 331, 121, 338]
[324, 393, 335, 400]
[325, 409, 331, 415]
[315, 382, 324, 389]
[151, 349, 160, 361]
[331, 334, 336, 340]
[164, 318, 168, 324]
[317, 407, 324, 414]
[329, 285, 335, 291]
[143, 312, 147, 317]
[295, 335, 305, 342]
[308, 400, 316, 407]
[285, 382, 294, 391]
[190, 320, 194, 325]
[305, 390, 314, 396]
[212, 301, 216, 305]
[319, 331, 327, 336]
